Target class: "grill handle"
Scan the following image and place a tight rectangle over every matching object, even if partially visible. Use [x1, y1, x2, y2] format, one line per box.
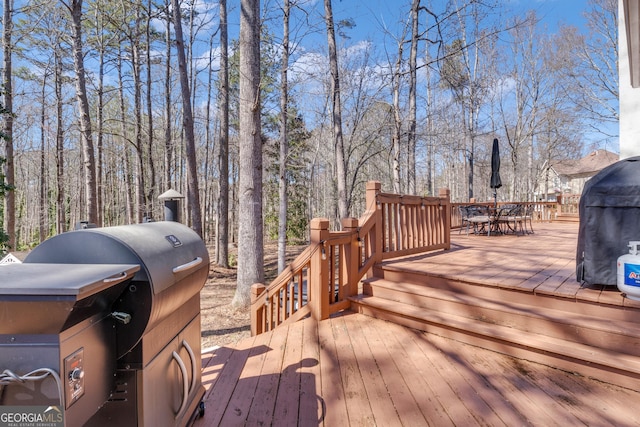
[172, 340, 197, 419]
[172, 351, 189, 418]
[103, 270, 134, 284]
[172, 257, 203, 274]
[182, 340, 198, 394]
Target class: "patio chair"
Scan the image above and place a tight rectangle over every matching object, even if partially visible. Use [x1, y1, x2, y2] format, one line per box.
[466, 205, 497, 236]
[523, 204, 535, 234]
[498, 204, 525, 235]
[458, 205, 471, 235]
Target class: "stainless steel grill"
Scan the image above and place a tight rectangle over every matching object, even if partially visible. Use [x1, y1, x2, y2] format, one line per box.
[0, 221, 209, 426]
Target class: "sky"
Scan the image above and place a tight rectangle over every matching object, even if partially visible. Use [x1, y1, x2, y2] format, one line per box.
[324, 0, 591, 44]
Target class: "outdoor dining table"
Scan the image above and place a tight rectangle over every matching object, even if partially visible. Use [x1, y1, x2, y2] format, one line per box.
[460, 204, 530, 236]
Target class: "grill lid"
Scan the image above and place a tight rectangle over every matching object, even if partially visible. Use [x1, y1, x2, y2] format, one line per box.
[24, 221, 208, 295]
[0, 263, 139, 296]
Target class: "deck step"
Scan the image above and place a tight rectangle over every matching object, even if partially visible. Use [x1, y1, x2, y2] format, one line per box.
[360, 278, 640, 357]
[350, 281, 640, 390]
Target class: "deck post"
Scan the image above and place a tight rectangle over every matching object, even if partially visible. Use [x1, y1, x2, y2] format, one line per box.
[341, 217, 360, 299]
[366, 181, 383, 266]
[250, 283, 266, 336]
[366, 181, 380, 212]
[439, 188, 451, 250]
[309, 218, 330, 320]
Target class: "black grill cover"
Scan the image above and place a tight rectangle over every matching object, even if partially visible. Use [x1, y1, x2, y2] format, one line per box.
[576, 156, 640, 286]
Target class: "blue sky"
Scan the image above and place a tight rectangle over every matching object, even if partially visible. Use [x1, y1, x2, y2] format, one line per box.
[325, 0, 591, 43]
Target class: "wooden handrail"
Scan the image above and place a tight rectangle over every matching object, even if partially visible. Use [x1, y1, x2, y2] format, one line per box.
[250, 245, 315, 335]
[250, 181, 452, 335]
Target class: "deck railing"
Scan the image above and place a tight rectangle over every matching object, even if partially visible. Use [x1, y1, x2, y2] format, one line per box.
[557, 193, 581, 216]
[250, 181, 451, 335]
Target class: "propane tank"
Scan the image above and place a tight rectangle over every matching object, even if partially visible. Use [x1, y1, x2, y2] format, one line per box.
[617, 241, 640, 301]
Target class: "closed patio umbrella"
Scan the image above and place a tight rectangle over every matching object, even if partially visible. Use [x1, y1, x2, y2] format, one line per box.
[490, 138, 502, 207]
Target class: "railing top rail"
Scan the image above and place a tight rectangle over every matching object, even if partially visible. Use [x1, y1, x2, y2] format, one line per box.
[377, 192, 446, 205]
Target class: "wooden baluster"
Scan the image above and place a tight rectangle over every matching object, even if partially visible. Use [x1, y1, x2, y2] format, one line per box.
[342, 217, 360, 301]
[439, 188, 451, 250]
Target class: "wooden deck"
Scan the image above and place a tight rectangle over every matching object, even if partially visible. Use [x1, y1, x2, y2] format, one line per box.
[380, 221, 640, 309]
[195, 222, 640, 426]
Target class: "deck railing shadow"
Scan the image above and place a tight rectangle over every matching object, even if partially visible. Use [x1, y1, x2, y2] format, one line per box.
[251, 181, 559, 336]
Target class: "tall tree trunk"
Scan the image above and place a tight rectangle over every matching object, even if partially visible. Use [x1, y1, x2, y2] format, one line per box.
[164, 0, 173, 190]
[234, 0, 263, 308]
[425, 43, 434, 196]
[216, 0, 229, 267]
[118, 47, 135, 225]
[39, 72, 47, 242]
[171, 0, 203, 236]
[392, 39, 403, 194]
[2, 0, 15, 249]
[407, 0, 419, 195]
[54, 49, 66, 234]
[146, 0, 156, 218]
[204, 32, 214, 242]
[188, 0, 196, 109]
[95, 7, 105, 227]
[277, 0, 290, 273]
[132, 4, 145, 222]
[324, 0, 348, 219]
[66, 0, 98, 224]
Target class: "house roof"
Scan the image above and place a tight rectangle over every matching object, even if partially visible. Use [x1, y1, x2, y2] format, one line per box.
[551, 149, 619, 178]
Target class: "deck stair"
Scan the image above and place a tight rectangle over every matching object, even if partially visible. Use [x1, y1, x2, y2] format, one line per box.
[350, 266, 640, 390]
[555, 213, 580, 223]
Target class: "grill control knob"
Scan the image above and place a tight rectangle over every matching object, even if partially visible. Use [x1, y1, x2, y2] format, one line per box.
[70, 368, 84, 381]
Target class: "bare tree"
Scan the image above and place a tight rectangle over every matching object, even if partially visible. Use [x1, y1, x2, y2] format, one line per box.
[38, 70, 48, 242]
[164, 0, 173, 190]
[93, 1, 106, 227]
[171, 0, 203, 236]
[277, 0, 290, 273]
[216, 0, 229, 267]
[560, 0, 618, 141]
[391, 33, 405, 194]
[324, 0, 348, 219]
[407, 0, 419, 195]
[54, 42, 66, 233]
[498, 12, 543, 201]
[62, 0, 98, 225]
[145, 0, 157, 217]
[440, 2, 496, 201]
[2, 0, 15, 249]
[117, 44, 135, 225]
[234, 0, 263, 308]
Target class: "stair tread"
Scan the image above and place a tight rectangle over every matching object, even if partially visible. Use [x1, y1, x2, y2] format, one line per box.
[350, 294, 640, 375]
[363, 277, 640, 337]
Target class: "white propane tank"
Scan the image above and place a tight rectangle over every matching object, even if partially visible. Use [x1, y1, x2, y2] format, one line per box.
[617, 241, 640, 300]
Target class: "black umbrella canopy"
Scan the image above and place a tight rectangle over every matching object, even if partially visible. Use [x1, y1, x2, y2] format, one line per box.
[490, 138, 502, 189]
[490, 138, 501, 207]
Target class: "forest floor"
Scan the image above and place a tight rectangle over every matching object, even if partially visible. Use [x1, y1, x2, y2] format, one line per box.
[200, 243, 305, 350]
